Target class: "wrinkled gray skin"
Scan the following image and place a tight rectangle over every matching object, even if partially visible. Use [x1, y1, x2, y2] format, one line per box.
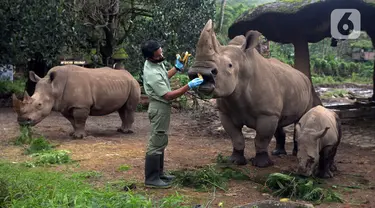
[12, 65, 141, 138]
[295, 105, 342, 178]
[187, 19, 317, 168]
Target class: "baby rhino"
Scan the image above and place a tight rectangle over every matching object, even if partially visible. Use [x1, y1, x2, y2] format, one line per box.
[295, 105, 342, 178]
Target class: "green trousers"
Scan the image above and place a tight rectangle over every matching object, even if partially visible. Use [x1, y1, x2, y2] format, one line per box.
[146, 100, 171, 155]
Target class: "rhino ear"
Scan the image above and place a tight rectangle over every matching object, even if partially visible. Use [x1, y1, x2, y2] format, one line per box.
[29, 71, 41, 83]
[242, 30, 262, 52]
[49, 71, 56, 83]
[228, 35, 246, 46]
[313, 127, 330, 140]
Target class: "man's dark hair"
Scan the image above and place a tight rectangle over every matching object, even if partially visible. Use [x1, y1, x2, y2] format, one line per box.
[141, 40, 161, 59]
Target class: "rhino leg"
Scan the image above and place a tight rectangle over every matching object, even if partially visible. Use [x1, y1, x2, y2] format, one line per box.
[330, 114, 342, 172]
[62, 113, 77, 136]
[70, 108, 89, 139]
[271, 127, 287, 156]
[292, 123, 298, 156]
[219, 112, 247, 165]
[117, 104, 135, 134]
[316, 145, 336, 178]
[250, 116, 278, 168]
[117, 86, 139, 134]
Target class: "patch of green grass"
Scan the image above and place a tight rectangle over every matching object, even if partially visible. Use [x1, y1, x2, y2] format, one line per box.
[118, 164, 131, 172]
[171, 164, 249, 192]
[0, 162, 189, 207]
[70, 171, 103, 180]
[321, 89, 349, 99]
[265, 173, 344, 204]
[312, 75, 372, 85]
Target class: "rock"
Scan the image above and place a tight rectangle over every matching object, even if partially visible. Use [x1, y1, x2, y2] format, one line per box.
[234, 200, 314, 208]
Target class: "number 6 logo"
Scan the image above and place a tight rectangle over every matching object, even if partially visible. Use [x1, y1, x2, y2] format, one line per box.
[331, 9, 361, 39]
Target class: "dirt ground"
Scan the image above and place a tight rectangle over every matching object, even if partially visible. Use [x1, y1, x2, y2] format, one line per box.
[1, 105, 375, 208]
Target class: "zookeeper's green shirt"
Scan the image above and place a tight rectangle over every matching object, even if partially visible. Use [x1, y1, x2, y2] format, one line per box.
[142, 60, 172, 104]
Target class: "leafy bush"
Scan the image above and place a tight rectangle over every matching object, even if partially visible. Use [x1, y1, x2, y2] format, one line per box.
[0, 79, 25, 97]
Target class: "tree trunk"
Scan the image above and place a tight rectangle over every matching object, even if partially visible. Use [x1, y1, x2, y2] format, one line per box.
[292, 38, 322, 106]
[218, 0, 226, 32]
[25, 52, 48, 96]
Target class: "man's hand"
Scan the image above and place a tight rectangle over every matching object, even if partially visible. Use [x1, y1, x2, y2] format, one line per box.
[188, 77, 204, 89]
[175, 55, 184, 71]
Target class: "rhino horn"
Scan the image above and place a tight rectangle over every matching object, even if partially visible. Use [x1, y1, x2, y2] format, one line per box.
[23, 91, 31, 101]
[196, 19, 221, 57]
[12, 93, 21, 113]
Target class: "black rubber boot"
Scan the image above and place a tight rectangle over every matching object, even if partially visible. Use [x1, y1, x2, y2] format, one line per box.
[144, 154, 171, 189]
[160, 151, 175, 182]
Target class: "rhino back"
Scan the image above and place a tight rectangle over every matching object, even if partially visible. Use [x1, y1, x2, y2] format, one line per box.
[238, 51, 313, 121]
[300, 106, 339, 147]
[61, 66, 136, 115]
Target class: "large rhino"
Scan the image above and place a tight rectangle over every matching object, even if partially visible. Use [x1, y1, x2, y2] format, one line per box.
[12, 65, 141, 138]
[188, 19, 321, 168]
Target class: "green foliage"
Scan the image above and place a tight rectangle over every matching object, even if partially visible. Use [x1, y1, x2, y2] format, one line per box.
[171, 164, 249, 191]
[70, 171, 103, 180]
[0, 79, 26, 96]
[14, 126, 34, 145]
[350, 39, 373, 50]
[0, 162, 189, 207]
[25, 150, 72, 167]
[321, 89, 349, 99]
[24, 137, 53, 155]
[124, 0, 216, 74]
[0, 0, 81, 65]
[265, 173, 343, 204]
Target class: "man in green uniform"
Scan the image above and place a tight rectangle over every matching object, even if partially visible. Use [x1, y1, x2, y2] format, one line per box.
[141, 40, 203, 188]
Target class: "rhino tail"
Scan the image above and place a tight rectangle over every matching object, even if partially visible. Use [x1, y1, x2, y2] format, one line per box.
[334, 114, 342, 145]
[125, 80, 141, 111]
[311, 85, 323, 107]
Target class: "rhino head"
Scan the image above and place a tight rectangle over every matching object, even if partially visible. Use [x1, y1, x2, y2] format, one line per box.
[295, 123, 330, 177]
[187, 19, 261, 98]
[12, 71, 56, 126]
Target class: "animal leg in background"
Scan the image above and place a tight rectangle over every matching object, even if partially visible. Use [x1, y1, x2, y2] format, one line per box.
[272, 126, 287, 155]
[330, 114, 342, 172]
[251, 116, 279, 168]
[61, 113, 76, 137]
[117, 85, 140, 134]
[117, 105, 135, 134]
[292, 123, 298, 156]
[317, 145, 336, 178]
[219, 112, 247, 165]
[71, 108, 89, 139]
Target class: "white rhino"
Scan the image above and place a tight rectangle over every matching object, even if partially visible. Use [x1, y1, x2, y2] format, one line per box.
[188, 19, 321, 168]
[295, 105, 342, 178]
[12, 65, 141, 138]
